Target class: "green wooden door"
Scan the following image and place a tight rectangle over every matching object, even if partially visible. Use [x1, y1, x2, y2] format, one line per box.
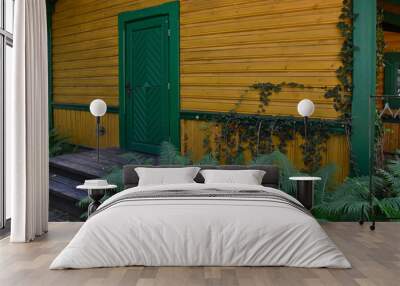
[125, 15, 169, 154]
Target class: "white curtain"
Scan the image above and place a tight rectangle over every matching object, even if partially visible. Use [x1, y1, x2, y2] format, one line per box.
[7, 0, 49, 242]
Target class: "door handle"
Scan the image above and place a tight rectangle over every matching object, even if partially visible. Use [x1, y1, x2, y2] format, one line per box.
[125, 82, 132, 97]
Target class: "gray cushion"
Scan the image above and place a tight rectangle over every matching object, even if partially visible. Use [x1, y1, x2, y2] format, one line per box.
[123, 165, 279, 189]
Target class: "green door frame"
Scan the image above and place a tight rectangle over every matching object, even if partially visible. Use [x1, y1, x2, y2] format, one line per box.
[118, 1, 180, 151]
[351, 0, 377, 176]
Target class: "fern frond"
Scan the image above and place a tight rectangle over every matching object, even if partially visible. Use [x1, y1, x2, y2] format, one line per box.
[103, 167, 124, 192]
[119, 152, 148, 164]
[252, 150, 302, 195]
[49, 129, 77, 157]
[250, 154, 274, 165]
[313, 164, 336, 205]
[378, 197, 400, 218]
[386, 159, 400, 177]
[159, 141, 191, 165]
[77, 196, 91, 208]
[195, 153, 219, 166]
[233, 152, 245, 165]
[313, 176, 372, 220]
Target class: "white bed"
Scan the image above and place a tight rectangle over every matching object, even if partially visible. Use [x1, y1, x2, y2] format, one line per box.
[50, 183, 351, 269]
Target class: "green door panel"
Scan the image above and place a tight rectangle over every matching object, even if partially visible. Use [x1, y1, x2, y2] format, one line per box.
[119, 1, 180, 153]
[125, 15, 169, 154]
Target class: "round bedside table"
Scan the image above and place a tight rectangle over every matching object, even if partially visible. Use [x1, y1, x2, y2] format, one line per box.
[77, 182, 117, 216]
[289, 176, 321, 210]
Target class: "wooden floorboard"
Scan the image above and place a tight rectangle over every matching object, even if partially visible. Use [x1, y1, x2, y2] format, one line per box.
[0, 222, 399, 286]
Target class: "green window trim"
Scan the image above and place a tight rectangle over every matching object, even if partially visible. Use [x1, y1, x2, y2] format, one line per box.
[52, 103, 119, 113]
[384, 12, 400, 29]
[118, 1, 180, 151]
[384, 52, 400, 108]
[384, 0, 400, 5]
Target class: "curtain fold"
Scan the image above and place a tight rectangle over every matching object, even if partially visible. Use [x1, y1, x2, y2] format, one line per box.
[7, 0, 49, 242]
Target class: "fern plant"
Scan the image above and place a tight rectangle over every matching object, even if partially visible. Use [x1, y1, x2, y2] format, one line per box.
[159, 141, 191, 165]
[196, 153, 219, 166]
[313, 176, 375, 221]
[314, 152, 400, 221]
[49, 129, 77, 157]
[251, 151, 336, 198]
[78, 142, 400, 222]
[374, 154, 400, 218]
[251, 151, 302, 195]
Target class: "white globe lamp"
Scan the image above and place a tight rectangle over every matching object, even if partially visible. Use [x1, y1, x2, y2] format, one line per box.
[90, 99, 107, 117]
[297, 99, 315, 117]
[89, 99, 108, 162]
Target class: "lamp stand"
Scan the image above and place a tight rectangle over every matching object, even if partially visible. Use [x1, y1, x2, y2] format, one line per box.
[96, 116, 100, 162]
[304, 116, 308, 152]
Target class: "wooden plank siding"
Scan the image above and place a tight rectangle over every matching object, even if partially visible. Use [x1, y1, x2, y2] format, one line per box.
[52, 0, 349, 179]
[54, 109, 119, 147]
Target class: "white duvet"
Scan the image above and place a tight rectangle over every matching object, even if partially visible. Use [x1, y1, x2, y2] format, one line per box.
[50, 183, 351, 269]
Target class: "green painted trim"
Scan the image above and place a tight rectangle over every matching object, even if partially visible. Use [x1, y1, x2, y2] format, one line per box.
[351, 0, 377, 176]
[52, 103, 119, 113]
[180, 110, 347, 134]
[168, 2, 180, 151]
[384, 0, 400, 5]
[384, 52, 400, 108]
[46, 0, 55, 130]
[384, 11, 400, 28]
[382, 117, 400, 124]
[118, 13, 126, 149]
[118, 1, 180, 151]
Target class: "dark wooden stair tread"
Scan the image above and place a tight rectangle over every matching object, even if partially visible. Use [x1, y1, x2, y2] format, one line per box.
[49, 148, 157, 219]
[49, 173, 86, 201]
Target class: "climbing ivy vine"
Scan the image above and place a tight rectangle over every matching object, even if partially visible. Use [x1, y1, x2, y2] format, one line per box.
[324, 0, 354, 119]
[376, 7, 385, 78]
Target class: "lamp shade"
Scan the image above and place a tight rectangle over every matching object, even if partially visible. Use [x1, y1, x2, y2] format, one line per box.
[89, 99, 107, 117]
[297, 99, 315, 117]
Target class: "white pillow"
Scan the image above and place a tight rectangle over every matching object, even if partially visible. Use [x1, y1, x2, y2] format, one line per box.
[200, 169, 266, 185]
[135, 167, 201, 186]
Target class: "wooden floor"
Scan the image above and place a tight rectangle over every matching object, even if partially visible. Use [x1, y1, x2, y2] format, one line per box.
[0, 222, 399, 286]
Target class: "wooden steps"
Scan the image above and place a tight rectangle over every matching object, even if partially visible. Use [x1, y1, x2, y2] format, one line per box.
[49, 148, 157, 220]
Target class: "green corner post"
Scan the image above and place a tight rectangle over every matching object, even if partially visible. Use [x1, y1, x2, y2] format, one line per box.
[46, 0, 56, 131]
[351, 0, 377, 176]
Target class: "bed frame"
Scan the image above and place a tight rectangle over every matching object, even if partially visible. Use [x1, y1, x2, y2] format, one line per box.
[123, 165, 280, 189]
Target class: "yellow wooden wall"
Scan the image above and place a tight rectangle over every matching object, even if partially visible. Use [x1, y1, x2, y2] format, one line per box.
[54, 109, 119, 147]
[179, 0, 343, 118]
[52, 0, 349, 179]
